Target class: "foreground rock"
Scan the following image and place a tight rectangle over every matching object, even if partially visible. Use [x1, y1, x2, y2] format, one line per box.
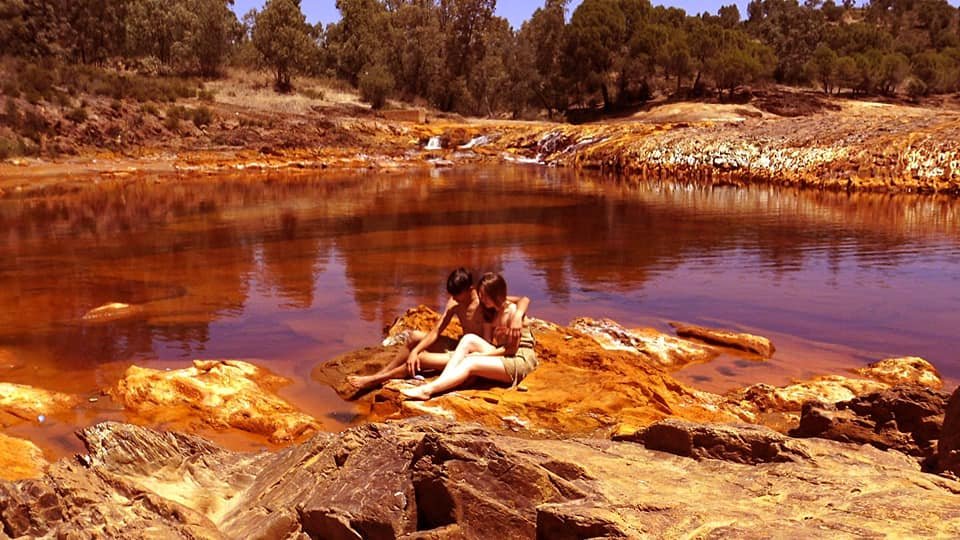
[790, 384, 949, 469]
[0, 433, 47, 481]
[938, 386, 960, 477]
[1, 419, 959, 538]
[110, 360, 318, 443]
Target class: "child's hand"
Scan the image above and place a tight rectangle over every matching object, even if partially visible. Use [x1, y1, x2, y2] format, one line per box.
[406, 350, 420, 376]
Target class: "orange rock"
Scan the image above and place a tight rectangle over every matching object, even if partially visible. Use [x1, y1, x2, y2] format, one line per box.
[0, 432, 47, 481]
[318, 307, 736, 437]
[855, 356, 942, 390]
[0, 382, 79, 423]
[111, 360, 318, 443]
[669, 321, 775, 358]
[570, 317, 717, 369]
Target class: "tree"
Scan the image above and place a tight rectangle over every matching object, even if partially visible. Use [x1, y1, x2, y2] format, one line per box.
[807, 44, 838, 93]
[835, 54, 859, 93]
[253, 0, 314, 91]
[328, 0, 389, 84]
[563, 0, 627, 110]
[518, 0, 569, 117]
[878, 52, 910, 95]
[718, 4, 740, 28]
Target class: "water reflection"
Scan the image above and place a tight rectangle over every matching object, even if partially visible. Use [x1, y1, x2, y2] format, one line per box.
[0, 166, 958, 396]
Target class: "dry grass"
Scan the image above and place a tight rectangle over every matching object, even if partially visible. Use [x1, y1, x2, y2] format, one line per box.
[203, 68, 368, 116]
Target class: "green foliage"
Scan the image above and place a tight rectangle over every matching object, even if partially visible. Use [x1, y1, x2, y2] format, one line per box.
[191, 105, 213, 127]
[253, 0, 315, 91]
[0, 135, 29, 159]
[807, 45, 839, 93]
[358, 63, 394, 109]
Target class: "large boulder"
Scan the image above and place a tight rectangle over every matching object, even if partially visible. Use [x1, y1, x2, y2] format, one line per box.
[790, 384, 949, 467]
[855, 356, 942, 390]
[110, 359, 319, 443]
[2, 419, 960, 538]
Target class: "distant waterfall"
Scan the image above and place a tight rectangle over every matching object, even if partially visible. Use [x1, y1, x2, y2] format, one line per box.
[425, 136, 442, 150]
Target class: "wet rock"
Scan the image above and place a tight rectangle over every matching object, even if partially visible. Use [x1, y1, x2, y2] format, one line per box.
[669, 322, 775, 358]
[624, 418, 810, 464]
[0, 433, 47, 481]
[3, 419, 960, 538]
[570, 317, 717, 368]
[0, 382, 78, 425]
[855, 356, 942, 390]
[790, 384, 949, 464]
[937, 386, 960, 477]
[110, 359, 319, 443]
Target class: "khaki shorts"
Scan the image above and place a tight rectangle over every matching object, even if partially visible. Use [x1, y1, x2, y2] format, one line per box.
[500, 346, 538, 387]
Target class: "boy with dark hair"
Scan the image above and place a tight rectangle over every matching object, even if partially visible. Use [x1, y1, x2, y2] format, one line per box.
[347, 267, 529, 391]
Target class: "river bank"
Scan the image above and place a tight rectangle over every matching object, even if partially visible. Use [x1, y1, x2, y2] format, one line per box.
[2, 89, 960, 197]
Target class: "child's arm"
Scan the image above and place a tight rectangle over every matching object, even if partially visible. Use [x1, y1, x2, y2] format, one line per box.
[505, 295, 531, 342]
[406, 298, 457, 375]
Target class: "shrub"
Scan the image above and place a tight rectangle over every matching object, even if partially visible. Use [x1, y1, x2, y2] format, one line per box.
[358, 64, 394, 109]
[163, 115, 180, 131]
[0, 136, 27, 159]
[21, 64, 54, 99]
[3, 100, 19, 125]
[190, 106, 213, 127]
[197, 88, 216, 102]
[20, 110, 50, 142]
[141, 103, 159, 116]
[1, 81, 19, 98]
[66, 107, 88, 123]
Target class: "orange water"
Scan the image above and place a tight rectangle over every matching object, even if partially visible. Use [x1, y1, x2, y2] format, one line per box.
[2, 165, 958, 457]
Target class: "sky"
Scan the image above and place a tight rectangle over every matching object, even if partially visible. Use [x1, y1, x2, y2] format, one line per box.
[230, 1, 756, 29]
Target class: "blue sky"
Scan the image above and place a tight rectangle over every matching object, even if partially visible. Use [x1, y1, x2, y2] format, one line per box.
[230, 1, 755, 29]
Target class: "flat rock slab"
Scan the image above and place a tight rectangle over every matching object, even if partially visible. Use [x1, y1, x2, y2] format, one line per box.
[110, 359, 319, 443]
[2, 419, 959, 538]
[670, 321, 775, 358]
[0, 382, 78, 425]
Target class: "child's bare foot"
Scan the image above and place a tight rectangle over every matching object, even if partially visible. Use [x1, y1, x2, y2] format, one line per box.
[400, 386, 432, 401]
[346, 375, 379, 391]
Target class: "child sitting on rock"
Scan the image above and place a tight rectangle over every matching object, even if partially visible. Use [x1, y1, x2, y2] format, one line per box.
[347, 268, 528, 391]
[401, 272, 537, 400]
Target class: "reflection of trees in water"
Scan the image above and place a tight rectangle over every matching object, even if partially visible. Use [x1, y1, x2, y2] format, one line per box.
[0, 167, 957, 363]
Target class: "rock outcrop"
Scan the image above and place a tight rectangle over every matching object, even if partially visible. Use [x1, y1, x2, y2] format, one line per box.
[110, 359, 319, 443]
[2, 419, 959, 539]
[317, 308, 736, 437]
[570, 317, 717, 368]
[937, 386, 960, 477]
[790, 384, 950, 468]
[854, 356, 943, 390]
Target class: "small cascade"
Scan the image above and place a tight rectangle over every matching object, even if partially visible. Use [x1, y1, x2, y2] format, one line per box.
[425, 136, 442, 150]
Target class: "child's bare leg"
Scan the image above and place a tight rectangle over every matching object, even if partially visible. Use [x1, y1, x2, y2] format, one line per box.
[401, 355, 510, 400]
[348, 331, 426, 389]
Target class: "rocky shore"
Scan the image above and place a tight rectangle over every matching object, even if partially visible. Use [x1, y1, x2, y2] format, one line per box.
[2, 93, 960, 197]
[2, 306, 959, 537]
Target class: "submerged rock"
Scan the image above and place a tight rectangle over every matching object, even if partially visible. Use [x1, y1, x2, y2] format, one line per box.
[80, 302, 145, 323]
[2, 419, 959, 538]
[669, 321, 775, 358]
[110, 359, 319, 443]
